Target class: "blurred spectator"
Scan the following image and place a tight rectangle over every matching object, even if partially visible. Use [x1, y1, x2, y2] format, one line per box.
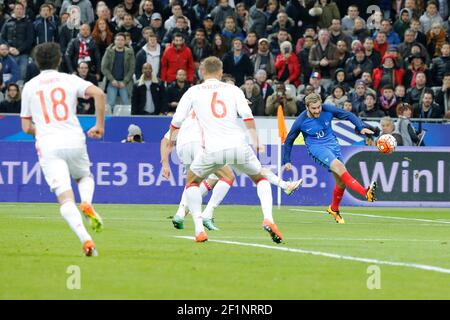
[150, 13, 166, 43]
[379, 85, 398, 117]
[398, 29, 430, 64]
[0, 2, 34, 81]
[395, 84, 407, 103]
[266, 82, 296, 116]
[165, 69, 190, 115]
[164, 4, 190, 32]
[123, 0, 140, 17]
[111, 5, 127, 31]
[270, 28, 290, 57]
[344, 45, 373, 84]
[298, 35, 313, 84]
[295, 26, 316, 54]
[135, 33, 161, 79]
[192, 0, 211, 26]
[76, 61, 98, 114]
[202, 15, 220, 44]
[254, 69, 274, 106]
[33, 4, 59, 45]
[404, 53, 431, 88]
[137, 0, 155, 28]
[393, 8, 412, 41]
[221, 16, 245, 47]
[270, 11, 295, 37]
[274, 40, 300, 87]
[435, 72, 450, 114]
[265, 0, 284, 31]
[241, 76, 264, 116]
[373, 19, 401, 46]
[297, 72, 327, 101]
[348, 79, 367, 114]
[0, 83, 20, 113]
[409, 18, 427, 45]
[419, 0, 443, 33]
[248, 0, 267, 38]
[59, 5, 82, 57]
[235, 4, 250, 33]
[363, 37, 381, 67]
[65, 23, 101, 77]
[413, 88, 444, 118]
[211, 33, 229, 59]
[341, 5, 365, 34]
[0, 4, 7, 33]
[131, 63, 165, 115]
[0, 44, 19, 90]
[309, 29, 339, 90]
[118, 13, 142, 52]
[343, 99, 353, 113]
[222, 38, 253, 87]
[325, 84, 347, 108]
[329, 18, 351, 47]
[210, 0, 236, 30]
[359, 92, 385, 118]
[405, 71, 429, 105]
[190, 28, 212, 70]
[336, 40, 350, 69]
[121, 124, 144, 143]
[61, 0, 95, 25]
[379, 116, 404, 146]
[251, 37, 276, 79]
[373, 53, 405, 92]
[351, 18, 370, 43]
[101, 33, 135, 109]
[316, 0, 340, 29]
[374, 31, 389, 57]
[396, 102, 422, 146]
[160, 33, 194, 84]
[91, 18, 114, 57]
[426, 22, 448, 57]
[330, 68, 351, 93]
[431, 42, 450, 86]
[243, 32, 258, 58]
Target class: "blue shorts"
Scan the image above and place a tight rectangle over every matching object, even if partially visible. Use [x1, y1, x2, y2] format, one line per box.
[307, 144, 343, 171]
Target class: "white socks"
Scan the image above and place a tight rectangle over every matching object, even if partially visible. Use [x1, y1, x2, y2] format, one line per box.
[261, 168, 288, 189]
[60, 200, 92, 243]
[185, 185, 205, 235]
[78, 176, 95, 204]
[202, 179, 231, 219]
[175, 189, 188, 218]
[199, 180, 211, 197]
[257, 179, 274, 223]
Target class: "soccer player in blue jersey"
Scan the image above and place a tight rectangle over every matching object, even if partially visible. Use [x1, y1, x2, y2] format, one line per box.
[283, 93, 377, 223]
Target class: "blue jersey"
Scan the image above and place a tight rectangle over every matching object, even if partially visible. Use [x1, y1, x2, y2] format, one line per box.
[282, 103, 366, 166]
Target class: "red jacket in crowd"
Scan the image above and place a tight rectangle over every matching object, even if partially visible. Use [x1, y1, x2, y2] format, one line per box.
[372, 54, 405, 90]
[160, 44, 194, 83]
[274, 53, 301, 87]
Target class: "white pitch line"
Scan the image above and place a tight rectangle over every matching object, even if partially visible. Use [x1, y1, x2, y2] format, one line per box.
[175, 236, 450, 275]
[289, 208, 450, 225]
[208, 236, 446, 242]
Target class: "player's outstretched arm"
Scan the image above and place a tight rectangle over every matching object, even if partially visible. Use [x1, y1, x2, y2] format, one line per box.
[322, 103, 368, 133]
[160, 137, 171, 179]
[85, 85, 106, 139]
[21, 118, 35, 136]
[282, 117, 302, 169]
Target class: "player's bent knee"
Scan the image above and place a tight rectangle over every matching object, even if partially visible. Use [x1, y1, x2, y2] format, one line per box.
[56, 188, 75, 205]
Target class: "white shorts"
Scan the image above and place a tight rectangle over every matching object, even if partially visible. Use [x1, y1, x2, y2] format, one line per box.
[177, 142, 219, 181]
[190, 145, 261, 179]
[39, 147, 91, 196]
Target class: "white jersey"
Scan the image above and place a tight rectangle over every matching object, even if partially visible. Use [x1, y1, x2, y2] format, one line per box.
[20, 70, 93, 152]
[164, 110, 201, 148]
[171, 78, 254, 152]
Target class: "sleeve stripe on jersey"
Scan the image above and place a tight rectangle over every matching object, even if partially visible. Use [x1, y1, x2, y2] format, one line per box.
[21, 116, 32, 119]
[170, 123, 180, 129]
[243, 118, 254, 122]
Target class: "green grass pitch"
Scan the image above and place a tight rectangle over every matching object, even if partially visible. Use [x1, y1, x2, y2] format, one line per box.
[1, 203, 450, 299]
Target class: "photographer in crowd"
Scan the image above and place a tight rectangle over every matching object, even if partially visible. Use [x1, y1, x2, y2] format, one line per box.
[265, 82, 297, 116]
[122, 124, 144, 143]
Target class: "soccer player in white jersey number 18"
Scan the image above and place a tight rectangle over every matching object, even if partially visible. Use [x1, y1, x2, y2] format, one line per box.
[20, 43, 106, 257]
[169, 56, 284, 243]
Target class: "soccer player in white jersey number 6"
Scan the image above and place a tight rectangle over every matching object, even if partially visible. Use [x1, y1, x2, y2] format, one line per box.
[169, 56, 286, 243]
[20, 43, 105, 257]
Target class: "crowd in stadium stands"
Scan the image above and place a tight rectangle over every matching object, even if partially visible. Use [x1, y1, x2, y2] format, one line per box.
[0, 0, 450, 129]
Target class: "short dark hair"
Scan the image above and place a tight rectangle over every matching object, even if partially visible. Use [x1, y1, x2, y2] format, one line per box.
[115, 32, 126, 40]
[443, 72, 450, 78]
[34, 42, 61, 70]
[423, 88, 434, 98]
[382, 84, 394, 91]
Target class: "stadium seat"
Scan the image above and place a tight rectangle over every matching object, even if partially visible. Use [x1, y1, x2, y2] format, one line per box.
[113, 105, 132, 116]
[105, 104, 112, 115]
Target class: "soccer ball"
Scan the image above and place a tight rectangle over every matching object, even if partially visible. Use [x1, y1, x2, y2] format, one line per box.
[376, 134, 397, 154]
